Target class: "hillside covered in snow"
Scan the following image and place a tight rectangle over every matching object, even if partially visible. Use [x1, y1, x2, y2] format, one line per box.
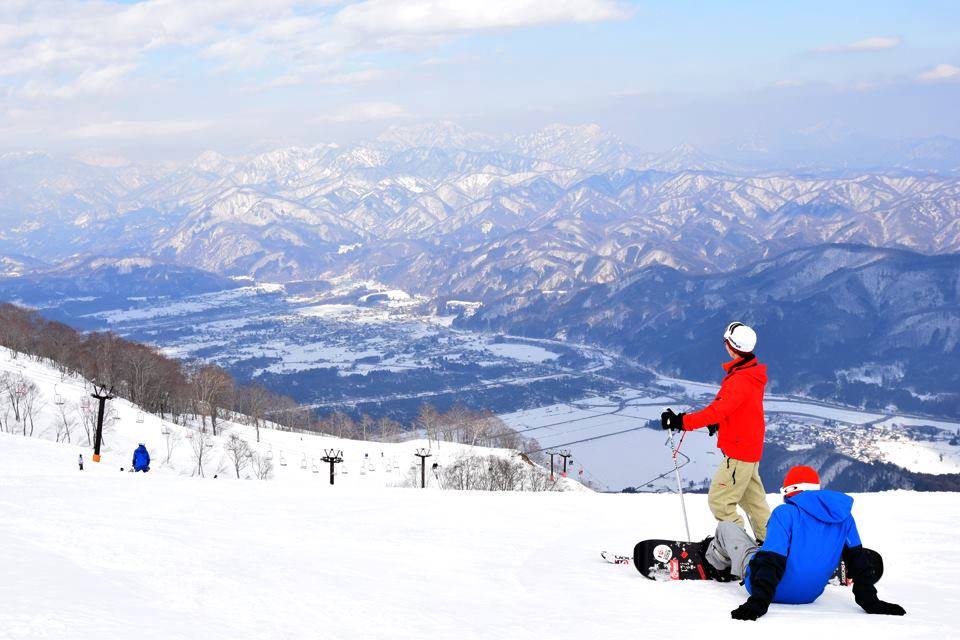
[0, 429, 953, 639]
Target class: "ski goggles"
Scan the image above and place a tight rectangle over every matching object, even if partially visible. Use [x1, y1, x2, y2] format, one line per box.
[780, 482, 820, 495]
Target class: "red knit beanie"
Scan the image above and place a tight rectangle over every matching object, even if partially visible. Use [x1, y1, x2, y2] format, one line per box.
[781, 465, 821, 497]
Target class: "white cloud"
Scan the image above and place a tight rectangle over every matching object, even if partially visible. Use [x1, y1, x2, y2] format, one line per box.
[21, 64, 135, 100]
[313, 101, 410, 123]
[918, 63, 960, 82]
[334, 0, 629, 35]
[69, 120, 210, 138]
[773, 79, 803, 88]
[816, 35, 901, 53]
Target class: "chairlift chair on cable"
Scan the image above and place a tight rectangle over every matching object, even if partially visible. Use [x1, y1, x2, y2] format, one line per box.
[300, 454, 308, 470]
[136, 411, 144, 424]
[161, 425, 172, 436]
[311, 459, 319, 474]
[266, 446, 274, 461]
[279, 451, 287, 467]
[53, 385, 65, 406]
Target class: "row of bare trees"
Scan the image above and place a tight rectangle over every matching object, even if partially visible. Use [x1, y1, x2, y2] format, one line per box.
[0, 303, 312, 440]
[407, 453, 559, 491]
[0, 303, 539, 457]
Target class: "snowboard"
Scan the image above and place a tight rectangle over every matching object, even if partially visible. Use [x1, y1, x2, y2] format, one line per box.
[633, 539, 713, 581]
[603, 541, 881, 586]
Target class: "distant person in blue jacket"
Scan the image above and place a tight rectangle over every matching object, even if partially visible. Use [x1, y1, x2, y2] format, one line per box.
[701, 465, 905, 621]
[132, 444, 150, 473]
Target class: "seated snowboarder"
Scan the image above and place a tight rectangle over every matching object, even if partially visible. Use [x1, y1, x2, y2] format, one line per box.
[662, 322, 771, 542]
[702, 465, 906, 621]
[132, 443, 151, 473]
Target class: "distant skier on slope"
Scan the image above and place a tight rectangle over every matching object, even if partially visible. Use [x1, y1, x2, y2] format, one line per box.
[132, 444, 150, 473]
[702, 465, 906, 621]
[661, 322, 770, 542]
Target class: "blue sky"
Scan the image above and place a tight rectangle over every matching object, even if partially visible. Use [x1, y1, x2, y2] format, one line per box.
[0, 0, 957, 159]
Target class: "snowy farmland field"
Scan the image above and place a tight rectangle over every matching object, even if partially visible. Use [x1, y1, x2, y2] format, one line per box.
[0, 433, 954, 640]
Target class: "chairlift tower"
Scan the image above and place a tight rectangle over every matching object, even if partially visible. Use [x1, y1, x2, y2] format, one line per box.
[546, 450, 559, 481]
[558, 450, 573, 477]
[414, 448, 432, 489]
[321, 449, 344, 485]
[90, 383, 114, 463]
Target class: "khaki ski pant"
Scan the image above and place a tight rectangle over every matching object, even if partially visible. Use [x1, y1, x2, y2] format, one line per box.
[708, 456, 771, 542]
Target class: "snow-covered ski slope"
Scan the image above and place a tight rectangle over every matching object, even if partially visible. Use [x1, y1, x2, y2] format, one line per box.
[0, 432, 954, 640]
[0, 348, 579, 489]
[0, 349, 956, 638]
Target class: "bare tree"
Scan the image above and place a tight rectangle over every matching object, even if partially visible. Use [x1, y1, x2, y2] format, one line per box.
[237, 384, 271, 443]
[20, 381, 43, 437]
[416, 404, 443, 444]
[189, 431, 213, 477]
[224, 433, 251, 478]
[79, 397, 115, 447]
[190, 365, 234, 435]
[359, 414, 374, 441]
[2, 373, 27, 427]
[162, 429, 183, 466]
[55, 402, 75, 443]
[326, 412, 356, 439]
[250, 451, 274, 480]
[376, 416, 401, 442]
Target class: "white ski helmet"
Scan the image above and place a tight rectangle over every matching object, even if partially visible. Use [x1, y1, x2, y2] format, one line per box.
[723, 321, 757, 353]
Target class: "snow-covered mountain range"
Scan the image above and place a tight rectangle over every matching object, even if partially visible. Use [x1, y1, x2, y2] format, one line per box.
[2, 122, 959, 297]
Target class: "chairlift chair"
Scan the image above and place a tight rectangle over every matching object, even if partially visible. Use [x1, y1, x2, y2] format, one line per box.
[300, 454, 307, 470]
[279, 452, 287, 466]
[161, 425, 172, 436]
[311, 460, 319, 473]
[136, 411, 144, 424]
[266, 448, 274, 461]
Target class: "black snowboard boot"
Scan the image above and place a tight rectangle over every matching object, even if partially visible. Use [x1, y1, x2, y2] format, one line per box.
[699, 536, 733, 582]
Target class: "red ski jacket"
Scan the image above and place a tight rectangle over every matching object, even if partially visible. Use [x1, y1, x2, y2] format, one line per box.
[683, 355, 768, 462]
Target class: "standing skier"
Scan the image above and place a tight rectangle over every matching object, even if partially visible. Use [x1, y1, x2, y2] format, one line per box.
[702, 465, 906, 620]
[78, 454, 84, 471]
[662, 322, 770, 541]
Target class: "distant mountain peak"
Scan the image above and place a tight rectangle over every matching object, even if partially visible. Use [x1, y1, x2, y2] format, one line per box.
[376, 120, 497, 150]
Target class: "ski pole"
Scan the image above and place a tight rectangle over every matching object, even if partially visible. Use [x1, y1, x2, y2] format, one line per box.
[669, 429, 692, 542]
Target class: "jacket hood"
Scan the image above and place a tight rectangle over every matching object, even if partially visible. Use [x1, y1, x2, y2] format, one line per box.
[723, 357, 768, 385]
[786, 489, 853, 523]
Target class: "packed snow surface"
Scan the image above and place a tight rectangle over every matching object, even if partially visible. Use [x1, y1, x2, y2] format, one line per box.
[0, 433, 954, 640]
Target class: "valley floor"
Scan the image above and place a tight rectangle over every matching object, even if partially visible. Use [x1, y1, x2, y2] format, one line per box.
[0, 435, 954, 640]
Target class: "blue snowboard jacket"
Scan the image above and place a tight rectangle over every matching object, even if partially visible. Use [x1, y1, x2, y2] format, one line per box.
[746, 489, 861, 604]
[132, 445, 151, 472]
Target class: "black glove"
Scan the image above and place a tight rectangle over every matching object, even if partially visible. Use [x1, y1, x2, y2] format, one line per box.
[660, 409, 684, 431]
[844, 546, 905, 616]
[731, 597, 768, 621]
[707, 423, 718, 436]
[859, 599, 906, 616]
